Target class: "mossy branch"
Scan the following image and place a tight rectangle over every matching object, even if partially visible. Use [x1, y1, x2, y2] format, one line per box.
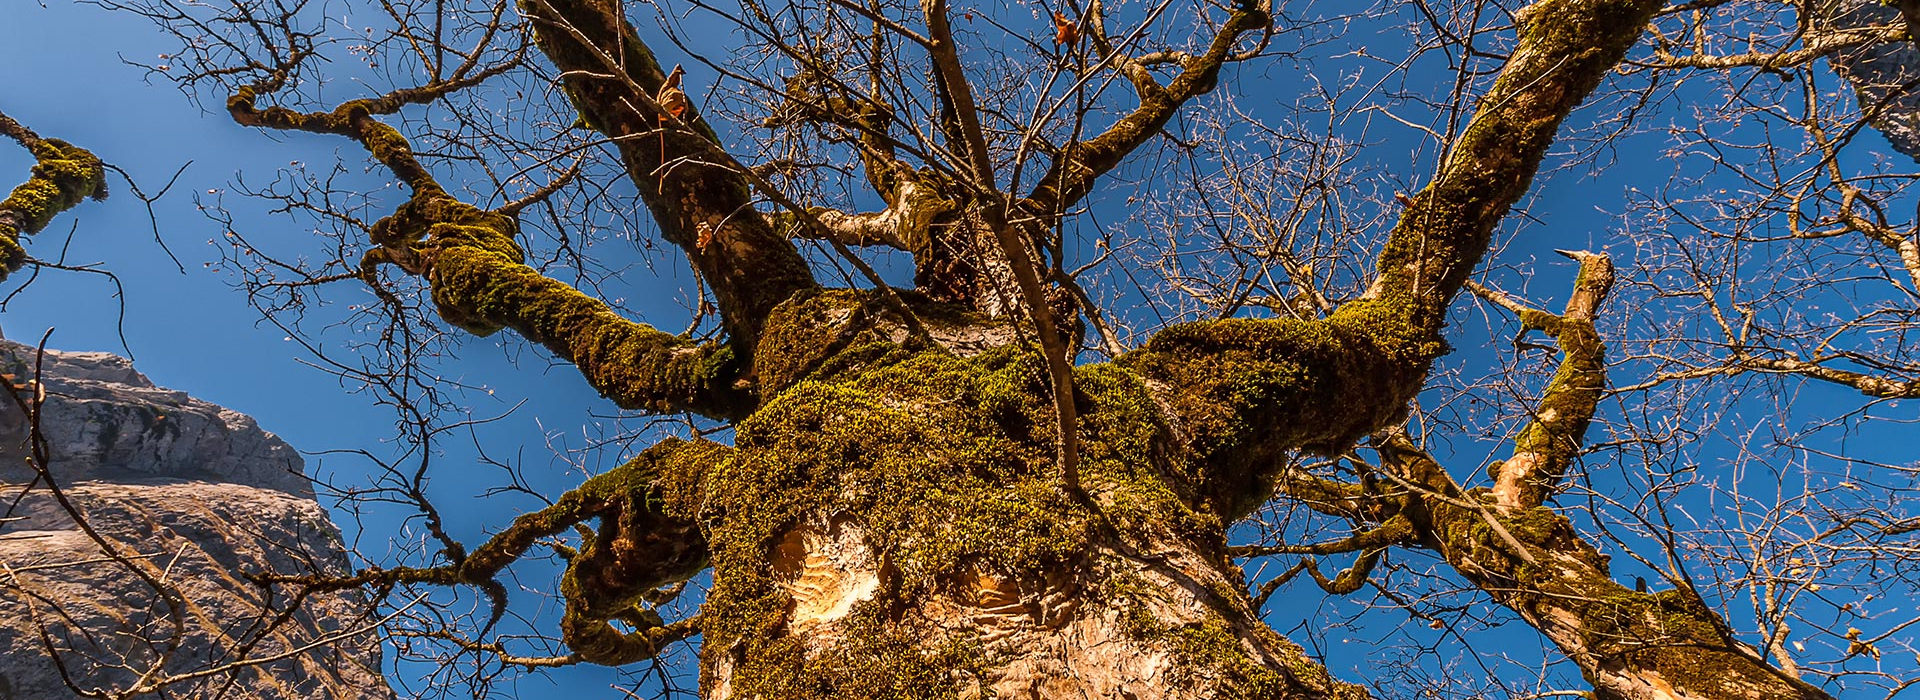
[1119, 0, 1662, 520]
[230, 83, 754, 417]
[0, 112, 108, 282]
[1230, 515, 1413, 558]
[1369, 435, 1833, 699]
[1121, 299, 1445, 518]
[1364, 1, 1659, 326]
[255, 439, 720, 666]
[1468, 250, 1614, 510]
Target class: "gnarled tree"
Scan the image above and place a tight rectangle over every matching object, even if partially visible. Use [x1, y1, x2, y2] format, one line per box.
[20, 0, 1920, 697]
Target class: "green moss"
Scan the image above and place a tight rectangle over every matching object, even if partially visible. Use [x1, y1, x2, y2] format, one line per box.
[632, 289, 1259, 695]
[0, 138, 107, 278]
[731, 599, 990, 699]
[375, 192, 750, 417]
[1117, 605, 1365, 700]
[1417, 490, 1827, 698]
[1121, 298, 1445, 517]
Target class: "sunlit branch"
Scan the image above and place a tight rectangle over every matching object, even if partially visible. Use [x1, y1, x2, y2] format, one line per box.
[0, 112, 108, 283]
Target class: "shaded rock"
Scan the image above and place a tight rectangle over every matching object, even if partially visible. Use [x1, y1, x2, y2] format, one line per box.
[0, 341, 393, 699]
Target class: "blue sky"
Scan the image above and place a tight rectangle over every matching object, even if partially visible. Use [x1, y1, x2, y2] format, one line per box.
[1, 2, 660, 693]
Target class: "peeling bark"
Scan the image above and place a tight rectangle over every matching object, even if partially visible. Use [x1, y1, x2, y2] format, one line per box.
[181, 0, 1781, 695]
[700, 515, 1365, 699]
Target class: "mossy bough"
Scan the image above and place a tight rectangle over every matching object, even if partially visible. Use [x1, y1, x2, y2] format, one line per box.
[1122, 299, 1447, 518]
[0, 137, 107, 280]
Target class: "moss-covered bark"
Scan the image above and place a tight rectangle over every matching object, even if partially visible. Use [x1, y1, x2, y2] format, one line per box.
[208, 0, 1745, 694]
[1396, 467, 1833, 700]
[417, 205, 753, 417]
[0, 114, 107, 282]
[628, 289, 1364, 698]
[1108, 0, 1666, 526]
[1122, 300, 1444, 519]
[226, 82, 758, 418]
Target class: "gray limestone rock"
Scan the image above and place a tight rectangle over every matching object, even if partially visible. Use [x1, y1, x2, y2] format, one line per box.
[0, 341, 394, 699]
[0, 342, 309, 496]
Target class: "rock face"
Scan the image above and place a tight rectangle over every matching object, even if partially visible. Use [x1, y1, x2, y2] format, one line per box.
[1819, 0, 1920, 160]
[0, 341, 394, 699]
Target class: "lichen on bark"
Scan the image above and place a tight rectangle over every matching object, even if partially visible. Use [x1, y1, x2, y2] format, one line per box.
[0, 118, 108, 280]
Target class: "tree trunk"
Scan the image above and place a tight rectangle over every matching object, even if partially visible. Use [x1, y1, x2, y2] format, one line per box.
[698, 515, 1362, 699]
[634, 292, 1366, 698]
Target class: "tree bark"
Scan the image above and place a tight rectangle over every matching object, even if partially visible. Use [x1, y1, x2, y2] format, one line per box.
[0, 113, 107, 282]
[697, 515, 1364, 699]
[1417, 493, 1833, 700]
[1356, 434, 1836, 700]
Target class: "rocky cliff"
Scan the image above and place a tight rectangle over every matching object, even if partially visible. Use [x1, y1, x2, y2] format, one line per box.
[0, 340, 394, 699]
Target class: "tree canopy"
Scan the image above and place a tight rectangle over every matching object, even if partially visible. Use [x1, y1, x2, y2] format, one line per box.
[3, 0, 1920, 698]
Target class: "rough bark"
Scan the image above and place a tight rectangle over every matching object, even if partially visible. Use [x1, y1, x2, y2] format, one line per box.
[194, 0, 1734, 694]
[1278, 252, 1835, 700]
[1383, 440, 1834, 700]
[641, 290, 1366, 698]
[489, 0, 1678, 693]
[520, 0, 817, 344]
[700, 516, 1362, 699]
[0, 113, 107, 282]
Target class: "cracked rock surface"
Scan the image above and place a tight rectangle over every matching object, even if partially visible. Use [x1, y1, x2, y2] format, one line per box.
[0, 340, 393, 699]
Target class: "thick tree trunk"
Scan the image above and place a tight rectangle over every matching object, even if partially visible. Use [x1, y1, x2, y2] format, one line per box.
[699, 515, 1362, 699]
[623, 291, 1367, 699]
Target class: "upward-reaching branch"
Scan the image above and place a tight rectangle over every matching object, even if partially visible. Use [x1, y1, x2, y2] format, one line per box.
[1468, 250, 1614, 510]
[1021, 0, 1270, 219]
[919, 0, 1084, 488]
[1120, 0, 1665, 518]
[521, 0, 816, 346]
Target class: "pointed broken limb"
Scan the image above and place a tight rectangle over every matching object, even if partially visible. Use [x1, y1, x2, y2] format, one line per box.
[1261, 253, 1833, 699]
[1118, 0, 1664, 520]
[1466, 250, 1614, 510]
